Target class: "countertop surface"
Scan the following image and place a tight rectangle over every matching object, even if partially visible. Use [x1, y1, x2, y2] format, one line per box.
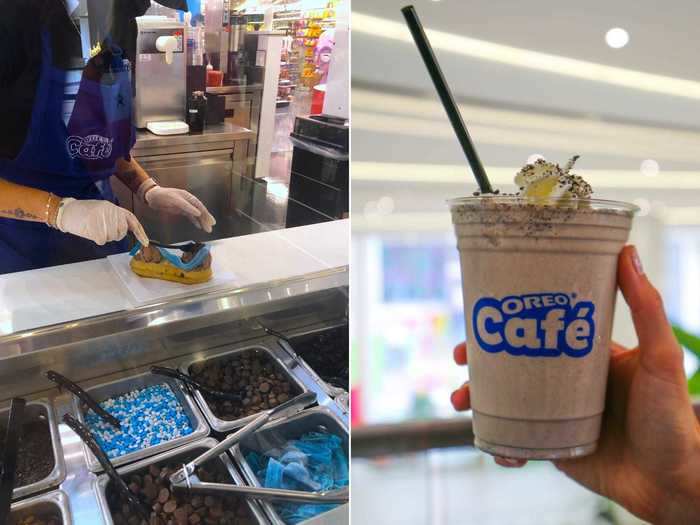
[205, 83, 264, 94]
[134, 122, 254, 149]
[0, 219, 349, 335]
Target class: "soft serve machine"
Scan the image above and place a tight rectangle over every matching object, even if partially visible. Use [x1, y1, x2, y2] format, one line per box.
[134, 16, 189, 134]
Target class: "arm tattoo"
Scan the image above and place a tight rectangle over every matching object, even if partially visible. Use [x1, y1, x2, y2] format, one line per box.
[0, 208, 40, 220]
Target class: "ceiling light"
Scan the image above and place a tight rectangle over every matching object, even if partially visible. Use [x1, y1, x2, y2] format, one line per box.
[377, 196, 395, 214]
[640, 159, 660, 177]
[605, 28, 629, 49]
[352, 14, 700, 100]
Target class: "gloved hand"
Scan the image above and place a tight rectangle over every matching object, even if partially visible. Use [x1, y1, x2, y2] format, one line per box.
[56, 198, 149, 247]
[139, 181, 216, 233]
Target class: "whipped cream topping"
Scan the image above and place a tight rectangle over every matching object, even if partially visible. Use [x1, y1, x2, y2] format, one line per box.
[515, 155, 592, 200]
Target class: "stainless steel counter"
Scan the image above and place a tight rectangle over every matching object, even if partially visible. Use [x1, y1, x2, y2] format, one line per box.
[205, 84, 264, 95]
[45, 330, 348, 525]
[132, 122, 255, 157]
[2, 273, 349, 524]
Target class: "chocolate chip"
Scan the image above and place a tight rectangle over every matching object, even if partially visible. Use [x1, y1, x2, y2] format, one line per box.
[0, 416, 55, 488]
[143, 483, 157, 500]
[158, 487, 170, 504]
[174, 507, 189, 523]
[188, 350, 302, 421]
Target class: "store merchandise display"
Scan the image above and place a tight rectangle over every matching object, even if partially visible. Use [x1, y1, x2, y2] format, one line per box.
[83, 384, 194, 459]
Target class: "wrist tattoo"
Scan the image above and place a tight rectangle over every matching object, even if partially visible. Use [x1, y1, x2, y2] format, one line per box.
[0, 208, 40, 220]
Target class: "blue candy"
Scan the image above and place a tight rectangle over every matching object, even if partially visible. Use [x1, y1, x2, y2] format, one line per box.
[246, 431, 348, 524]
[83, 384, 193, 459]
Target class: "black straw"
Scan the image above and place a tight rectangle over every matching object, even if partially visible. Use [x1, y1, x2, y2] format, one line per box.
[401, 5, 493, 194]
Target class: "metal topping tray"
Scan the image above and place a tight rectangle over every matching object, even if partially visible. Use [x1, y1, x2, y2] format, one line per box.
[93, 438, 269, 525]
[10, 489, 72, 525]
[71, 372, 209, 472]
[275, 321, 349, 412]
[0, 400, 65, 500]
[179, 344, 310, 434]
[231, 407, 349, 525]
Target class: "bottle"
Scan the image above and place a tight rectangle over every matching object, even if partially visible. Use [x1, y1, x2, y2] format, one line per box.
[187, 91, 207, 133]
[192, 24, 204, 66]
[206, 63, 223, 87]
[184, 12, 194, 66]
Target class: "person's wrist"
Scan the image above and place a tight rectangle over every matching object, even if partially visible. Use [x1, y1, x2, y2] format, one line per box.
[136, 179, 158, 205]
[54, 198, 76, 232]
[655, 443, 700, 524]
[44, 193, 60, 227]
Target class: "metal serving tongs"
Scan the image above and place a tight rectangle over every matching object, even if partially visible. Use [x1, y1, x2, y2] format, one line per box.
[258, 323, 292, 345]
[0, 398, 26, 524]
[62, 414, 151, 521]
[169, 392, 346, 504]
[46, 370, 120, 430]
[150, 366, 243, 401]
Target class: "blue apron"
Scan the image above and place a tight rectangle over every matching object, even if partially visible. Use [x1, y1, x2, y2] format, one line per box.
[0, 33, 135, 274]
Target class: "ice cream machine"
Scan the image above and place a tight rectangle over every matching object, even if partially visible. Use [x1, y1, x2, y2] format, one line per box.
[134, 16, 188, 134]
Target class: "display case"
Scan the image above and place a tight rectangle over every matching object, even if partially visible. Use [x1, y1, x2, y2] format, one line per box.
[0, 266, 349, 525]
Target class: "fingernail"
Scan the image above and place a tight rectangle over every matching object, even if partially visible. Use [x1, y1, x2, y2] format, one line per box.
[631, 246, 644, 276]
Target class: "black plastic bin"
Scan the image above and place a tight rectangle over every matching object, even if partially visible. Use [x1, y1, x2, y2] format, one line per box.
[286, 115, 349, 227]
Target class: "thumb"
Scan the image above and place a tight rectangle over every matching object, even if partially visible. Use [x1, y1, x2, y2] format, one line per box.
[618, 245, 685, 384]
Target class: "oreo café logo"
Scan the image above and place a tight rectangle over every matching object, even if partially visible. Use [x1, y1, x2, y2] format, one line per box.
[66, 135, 113, 160]
[472, 293, 596, 358]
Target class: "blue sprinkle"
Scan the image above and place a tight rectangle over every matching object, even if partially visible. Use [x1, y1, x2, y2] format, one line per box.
[83, 384, 194, 459]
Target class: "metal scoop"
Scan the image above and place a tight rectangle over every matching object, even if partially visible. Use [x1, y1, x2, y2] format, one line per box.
[168, 392, 347, 504]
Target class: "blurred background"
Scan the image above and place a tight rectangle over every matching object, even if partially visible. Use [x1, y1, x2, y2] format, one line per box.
[349, 0, 700, 523]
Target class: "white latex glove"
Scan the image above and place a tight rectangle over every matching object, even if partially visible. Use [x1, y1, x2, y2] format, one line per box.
[56, 198, 149, 247]
[141, 182, 216, 233]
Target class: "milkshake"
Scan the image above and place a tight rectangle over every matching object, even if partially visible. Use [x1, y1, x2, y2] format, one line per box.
[450, 156, 637, 459]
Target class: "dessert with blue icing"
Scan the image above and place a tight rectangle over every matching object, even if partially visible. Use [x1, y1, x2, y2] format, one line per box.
[130, 242, 212, 284]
